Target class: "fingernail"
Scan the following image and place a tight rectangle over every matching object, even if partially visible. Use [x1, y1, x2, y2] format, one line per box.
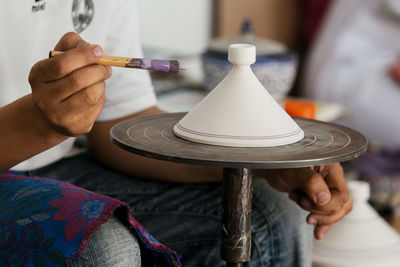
[309, 218, 317, 225]
[93, 46, 103, 57]
[316, 191, 330, 204]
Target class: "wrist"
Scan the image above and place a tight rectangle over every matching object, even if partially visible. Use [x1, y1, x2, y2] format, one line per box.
[27, 95, 68, 145]
[0, 94, 68, 171]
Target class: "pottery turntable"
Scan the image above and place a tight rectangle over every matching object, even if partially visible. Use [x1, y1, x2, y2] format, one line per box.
[110, 44, 368, 266]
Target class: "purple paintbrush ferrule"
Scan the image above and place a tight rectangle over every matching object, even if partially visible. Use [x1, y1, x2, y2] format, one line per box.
[151, 59, 170, 72]
[142, 58, 180, 73]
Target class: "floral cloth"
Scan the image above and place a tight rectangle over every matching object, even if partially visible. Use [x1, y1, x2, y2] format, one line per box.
[0, 173, 181, 267]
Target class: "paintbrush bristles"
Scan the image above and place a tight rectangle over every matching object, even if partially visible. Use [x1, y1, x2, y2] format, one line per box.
[49, 50, 181, 73]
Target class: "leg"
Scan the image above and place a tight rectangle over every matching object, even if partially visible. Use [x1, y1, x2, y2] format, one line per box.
[251, 178, 314, 267]
[67, 215, 141, 267]
[0, 173, 142, 267]
[30, 153, 313, 266]
[222, 168, 252, 266]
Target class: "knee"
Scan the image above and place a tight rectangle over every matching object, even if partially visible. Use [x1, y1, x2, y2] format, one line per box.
[67, 215, 141, 267]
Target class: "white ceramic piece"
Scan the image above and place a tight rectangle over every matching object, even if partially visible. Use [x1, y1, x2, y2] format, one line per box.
[173, 44, 304, 147]
[313, 180, 400, 267]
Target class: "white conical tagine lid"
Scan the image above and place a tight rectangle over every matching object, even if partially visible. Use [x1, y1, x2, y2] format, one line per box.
[173, 44, 304, 147]
[313, 180, 400, 267]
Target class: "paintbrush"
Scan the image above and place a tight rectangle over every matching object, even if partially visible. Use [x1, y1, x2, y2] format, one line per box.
[49, 50, 182, 73]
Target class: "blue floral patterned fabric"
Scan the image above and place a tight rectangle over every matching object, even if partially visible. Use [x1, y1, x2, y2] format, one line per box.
[0, 173, 181, 267]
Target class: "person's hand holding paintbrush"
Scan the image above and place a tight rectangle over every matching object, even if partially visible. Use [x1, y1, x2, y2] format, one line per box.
[30, 31, 182, 138]
[0, 32, 113, 171]
[29, 32, 112, 137]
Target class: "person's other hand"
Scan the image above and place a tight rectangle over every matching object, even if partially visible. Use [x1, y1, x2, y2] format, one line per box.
[29, 32, 112, 136]
[259, 163, 352, 240]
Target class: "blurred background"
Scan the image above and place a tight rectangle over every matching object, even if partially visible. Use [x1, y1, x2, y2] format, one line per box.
[136, 0, 334, 115]
[136, 1, 400, 264]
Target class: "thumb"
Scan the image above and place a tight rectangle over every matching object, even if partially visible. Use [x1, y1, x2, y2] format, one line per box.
[284, 168, 331, 206]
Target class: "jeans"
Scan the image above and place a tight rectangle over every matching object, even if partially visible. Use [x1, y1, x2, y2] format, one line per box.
[67, 215, 141, 267]
[28, 153, 313, 267]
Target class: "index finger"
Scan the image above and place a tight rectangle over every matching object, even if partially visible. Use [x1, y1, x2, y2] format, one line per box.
[31, 44, 104, 82]
[54, 32, 85, 51]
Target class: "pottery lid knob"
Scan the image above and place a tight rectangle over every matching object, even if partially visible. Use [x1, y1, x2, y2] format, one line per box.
[348, 180, 370, 202]
[228, 44, 256, 65]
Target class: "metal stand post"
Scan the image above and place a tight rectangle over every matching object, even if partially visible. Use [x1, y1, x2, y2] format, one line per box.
[221, 168, 253, 267]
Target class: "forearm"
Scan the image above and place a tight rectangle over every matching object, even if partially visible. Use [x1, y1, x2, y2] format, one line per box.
[91, 147, 222, 183]
[0, 94, 67, 172]
[87, 107, 222, 183]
